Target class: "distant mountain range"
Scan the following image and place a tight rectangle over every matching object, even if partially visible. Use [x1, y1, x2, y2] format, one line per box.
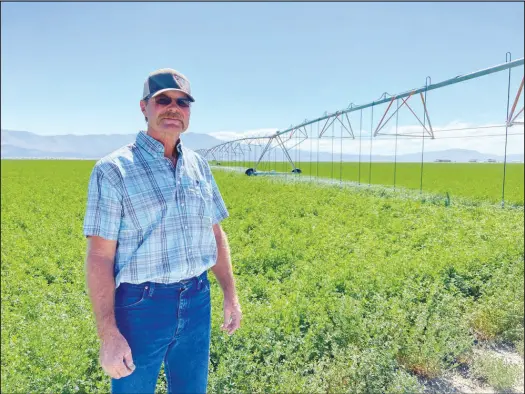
[1, 129, 222, 159]
[1, 129, 523, 163]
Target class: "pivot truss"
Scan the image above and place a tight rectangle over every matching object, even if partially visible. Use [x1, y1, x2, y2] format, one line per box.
[196, 55, 524, 178]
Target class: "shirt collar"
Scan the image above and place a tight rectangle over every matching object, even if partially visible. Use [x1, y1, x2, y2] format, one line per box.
[136, 130, 184, 158]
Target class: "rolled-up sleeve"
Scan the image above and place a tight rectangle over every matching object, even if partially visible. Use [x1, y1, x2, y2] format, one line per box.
[83, 166, 123, 240]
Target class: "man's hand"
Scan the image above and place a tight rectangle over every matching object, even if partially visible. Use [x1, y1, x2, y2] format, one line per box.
[99, 329, 136, 379]
[221, 297, 242, 335]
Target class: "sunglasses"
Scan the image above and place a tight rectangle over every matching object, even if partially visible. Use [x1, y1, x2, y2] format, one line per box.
[150, 94, 192, 108]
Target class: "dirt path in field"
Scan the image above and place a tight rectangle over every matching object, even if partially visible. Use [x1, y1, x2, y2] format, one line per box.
[420, 343, 524, 394]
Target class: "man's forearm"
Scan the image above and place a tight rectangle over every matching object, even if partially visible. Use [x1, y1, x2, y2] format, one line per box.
[211, 226, 238, 301]
[85, 256, 119, 339]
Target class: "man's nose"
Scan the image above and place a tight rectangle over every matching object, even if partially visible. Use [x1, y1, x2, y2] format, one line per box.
[167, 101, 185, 110]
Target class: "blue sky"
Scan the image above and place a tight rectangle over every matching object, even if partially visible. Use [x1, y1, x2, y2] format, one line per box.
[1, 2, 524, 155]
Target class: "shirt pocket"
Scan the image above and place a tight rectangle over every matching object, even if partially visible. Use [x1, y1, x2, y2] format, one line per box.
[180, 175, 201, 197]
[199, 182, 213, 202]
[121, 188, 169, 233]
[180, 175, 213, 220]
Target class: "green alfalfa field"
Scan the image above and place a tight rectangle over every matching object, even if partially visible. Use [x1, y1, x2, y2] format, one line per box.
[1, 160, 523, 393]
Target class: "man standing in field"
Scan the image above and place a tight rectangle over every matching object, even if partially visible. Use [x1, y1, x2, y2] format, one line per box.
[82, 68, 242, 393]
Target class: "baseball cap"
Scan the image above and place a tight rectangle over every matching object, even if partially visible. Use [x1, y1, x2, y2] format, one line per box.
[142, 68, 195, 102]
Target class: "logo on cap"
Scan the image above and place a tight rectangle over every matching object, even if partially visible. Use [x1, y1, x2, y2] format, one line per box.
[173, 74, 190, 93]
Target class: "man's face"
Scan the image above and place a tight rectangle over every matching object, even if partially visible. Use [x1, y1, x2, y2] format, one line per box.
[140, 90, 191, 134]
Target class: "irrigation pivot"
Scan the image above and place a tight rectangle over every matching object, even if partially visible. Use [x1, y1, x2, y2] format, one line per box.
[196, 55, 524, 206]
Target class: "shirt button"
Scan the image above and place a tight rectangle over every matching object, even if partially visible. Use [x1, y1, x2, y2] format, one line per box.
[181, 203, 185, 207]
[185, 226, 188, 229]
[188, 249, 192, 252]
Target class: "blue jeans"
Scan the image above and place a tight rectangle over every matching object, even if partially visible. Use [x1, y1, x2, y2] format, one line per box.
[111, 271, 211, 394]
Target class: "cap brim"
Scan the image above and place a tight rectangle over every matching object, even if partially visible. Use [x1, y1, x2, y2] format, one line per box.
[148, 88, 195, 102]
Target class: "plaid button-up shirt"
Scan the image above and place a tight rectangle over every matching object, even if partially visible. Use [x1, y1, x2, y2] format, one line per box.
[83, 131, 229, 288]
